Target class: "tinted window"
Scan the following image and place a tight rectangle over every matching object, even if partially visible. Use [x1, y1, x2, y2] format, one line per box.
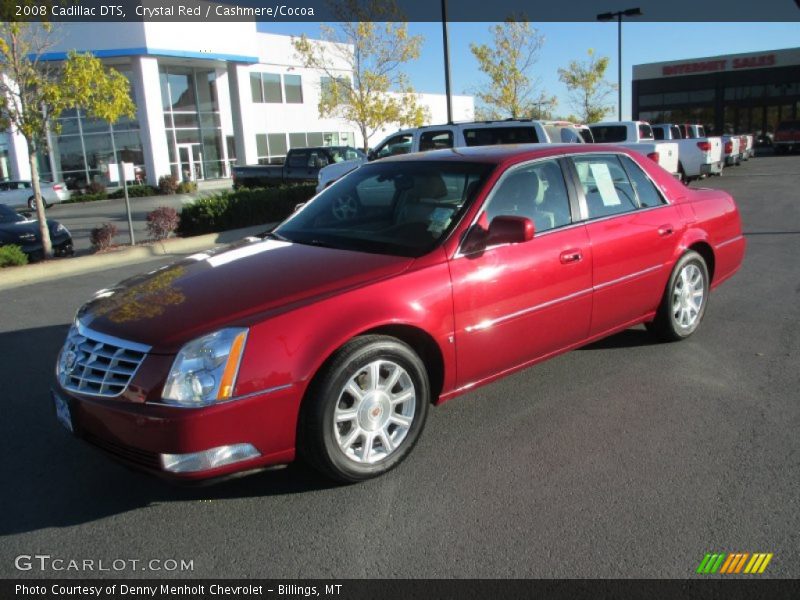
[571, 155, 637, 219]
[263, 74, 282, 103]
[463, 126, 539, 146]
[419, 130, 454, 152]
[589, 125, 626, 143]
[620, 155, 667, 208]
[375, 134, 413, 158]
[671, 126, 682, 139]
[284, 74, 303, 104]
[638, 124, 654, 140]
[777, 120, 800, 131]
[287, 151, 309, 168]
[484, 159, 571, 233]
[653, 128, 665, 140]
[578, 128, 594, 143]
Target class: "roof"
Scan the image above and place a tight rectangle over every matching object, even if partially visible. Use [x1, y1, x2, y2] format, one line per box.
[377, 144, 637, 165]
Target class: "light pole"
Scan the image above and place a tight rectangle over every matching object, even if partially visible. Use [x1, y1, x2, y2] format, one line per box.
[597, 7, 642, 121]
[441, 0, 453, 124]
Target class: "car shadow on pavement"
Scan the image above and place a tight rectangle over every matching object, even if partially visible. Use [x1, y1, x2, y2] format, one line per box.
[579, 327, 656, 351]
[0, 324, 337, 537]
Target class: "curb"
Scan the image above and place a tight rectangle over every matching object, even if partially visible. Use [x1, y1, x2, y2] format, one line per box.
[0, 224, 273, 291]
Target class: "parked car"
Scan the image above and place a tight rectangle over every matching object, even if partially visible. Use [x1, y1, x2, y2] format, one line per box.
[541, 120, 589, 144]
[316, 151, 369, 194]
[52, 144, 745, 483]
[588, 121, 681, 178]
[0, 180, 70, 210]
[0, 204, 73, 260]
[232, 146, 365, 189]
[652, 123, 723, 181]
[773, 120, 799, 154]
[739, 134, 755, 160]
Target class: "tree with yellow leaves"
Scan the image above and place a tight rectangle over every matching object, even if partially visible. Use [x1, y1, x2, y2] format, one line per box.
[470, 18, 557, 120]
[293, 0, 428, 152]
[558, 49, 617, 124]
[0, 20, 135, 258]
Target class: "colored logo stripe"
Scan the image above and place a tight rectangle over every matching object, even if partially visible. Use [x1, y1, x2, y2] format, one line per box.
[698, 552, 773, 574]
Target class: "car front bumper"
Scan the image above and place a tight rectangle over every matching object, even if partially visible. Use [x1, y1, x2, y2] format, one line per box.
[51, 383, 299, 482]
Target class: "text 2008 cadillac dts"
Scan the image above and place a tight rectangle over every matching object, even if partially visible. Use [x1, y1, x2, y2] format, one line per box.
[53, 145, 745, 483]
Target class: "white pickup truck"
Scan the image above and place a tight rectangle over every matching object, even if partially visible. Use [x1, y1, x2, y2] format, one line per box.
[721, 135, 742, 166]
[317, 119, 554, 191]
[652, 123, 723, 182]
[588, 121, 680, 179]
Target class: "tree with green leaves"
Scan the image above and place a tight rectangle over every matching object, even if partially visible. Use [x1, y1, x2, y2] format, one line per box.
[557, 49, 617, 124]
[292, 0, 428, 152]
[0, 22, 135, 258]
[470, 18, 557, 119]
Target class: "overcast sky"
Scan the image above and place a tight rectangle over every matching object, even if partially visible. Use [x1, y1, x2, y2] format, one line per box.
[260, 21, 800, 120]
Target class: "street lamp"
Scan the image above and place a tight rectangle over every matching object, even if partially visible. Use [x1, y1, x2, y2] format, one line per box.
[597, 7, 642, 121]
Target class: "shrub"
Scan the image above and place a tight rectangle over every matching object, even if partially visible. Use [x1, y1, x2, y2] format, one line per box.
[178, 184, 316, 236]
[108, 185, 157, 199]
[89, 222, 118, 252]
[0, 244, 28, 268]
[146, 206, 180, 241]
[85, 181, 107, 195]
[176, 181, 198, 194]
[158, 174, 179, 195]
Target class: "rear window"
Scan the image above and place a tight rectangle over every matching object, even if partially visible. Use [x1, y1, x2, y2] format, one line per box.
[777, 120, 800, 131]
[463, 126, 539, 146]
[589, 125, 627, 143]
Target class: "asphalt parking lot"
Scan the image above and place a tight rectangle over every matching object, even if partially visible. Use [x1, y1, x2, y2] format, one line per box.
[1, 154, 798, 579]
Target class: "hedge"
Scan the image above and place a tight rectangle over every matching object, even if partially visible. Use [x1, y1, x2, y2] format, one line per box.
[178, 184, 316, 236]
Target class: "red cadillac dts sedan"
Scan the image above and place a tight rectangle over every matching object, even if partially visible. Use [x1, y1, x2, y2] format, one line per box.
[52, 145, 745, 483]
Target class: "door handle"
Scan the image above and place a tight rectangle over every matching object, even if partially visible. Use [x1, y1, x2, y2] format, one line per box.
[560, 249, 582, 264]
[658, 224, 674, 236]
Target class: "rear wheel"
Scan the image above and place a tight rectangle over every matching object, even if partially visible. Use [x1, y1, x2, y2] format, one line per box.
[646, 250, 709, 342]
[298, 335, 430, 483]
[28, 196, 49, 210]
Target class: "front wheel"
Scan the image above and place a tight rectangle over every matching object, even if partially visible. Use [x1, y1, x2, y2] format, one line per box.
[298, 335, 430, 483]
[646, 250, 709, 342]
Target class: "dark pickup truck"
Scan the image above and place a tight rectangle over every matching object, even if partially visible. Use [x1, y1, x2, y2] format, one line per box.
[232, 146, 365, 189]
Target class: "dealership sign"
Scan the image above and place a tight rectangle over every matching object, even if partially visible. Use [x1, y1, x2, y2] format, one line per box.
[662, 54, 776, 76]
[633, 47, 800, 80]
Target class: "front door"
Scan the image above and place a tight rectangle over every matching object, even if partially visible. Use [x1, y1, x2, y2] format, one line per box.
[177, 144, 204, 182]
[449, 158, 593, 388]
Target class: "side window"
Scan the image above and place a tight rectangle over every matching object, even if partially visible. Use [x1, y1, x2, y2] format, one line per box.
[638, 123, 654, 140]
[419, 130, 454, 152]
[463, 126, 538, 146]
[671, 126, 682, 139]
[308, 151, 329, 168]
[287, 151, 309, 168]
[483, 159, 572, 233]
[653, 128, 665, 140]
[620, 155, 667, 208]
[571, 155, 637, 219]
[375, 134, 413, 158]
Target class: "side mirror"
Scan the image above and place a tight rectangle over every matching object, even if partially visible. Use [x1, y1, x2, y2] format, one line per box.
[487, 215, 534, 246]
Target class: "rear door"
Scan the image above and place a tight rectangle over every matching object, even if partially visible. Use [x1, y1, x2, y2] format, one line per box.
[567, 153, 682, 335]
[449, 157, 593, 387]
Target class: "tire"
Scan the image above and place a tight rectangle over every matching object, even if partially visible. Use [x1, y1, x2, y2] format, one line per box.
[646, 250, 710, 342]
[28, 196, 49, 210]
[298, 335, 430, 483]
[677, 164, 687, 185]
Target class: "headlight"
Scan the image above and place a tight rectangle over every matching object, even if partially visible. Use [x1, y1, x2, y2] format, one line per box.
[162, 328, 248, 407]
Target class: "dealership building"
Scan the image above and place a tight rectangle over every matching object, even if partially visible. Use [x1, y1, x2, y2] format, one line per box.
[0, 21, 472, 187]
[633, 47, 800, 136]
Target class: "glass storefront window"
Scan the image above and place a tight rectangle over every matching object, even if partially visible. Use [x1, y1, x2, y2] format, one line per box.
[307, 132, 324, 146]
[166, 68, 196, 111]
[81, 117, 111, 135]
[197, 70, 218, 112]
[173, 113, 200, 128]
[57, 118, 80, 136]
[114, 130, 144, 165]
[250, 73, 264, 103]
[256, 134, 268, 158]
[267, 133, 287, 156]
[289, 133, 307, 148]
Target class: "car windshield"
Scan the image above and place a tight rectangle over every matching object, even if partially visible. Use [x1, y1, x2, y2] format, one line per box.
[274, 161, 493, 257]
[0, 204, 25, 224]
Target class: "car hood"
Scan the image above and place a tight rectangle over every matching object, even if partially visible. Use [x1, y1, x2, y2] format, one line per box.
[77, 238, 414, 352]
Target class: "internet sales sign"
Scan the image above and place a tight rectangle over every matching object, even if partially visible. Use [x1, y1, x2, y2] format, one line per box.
[662, 54, 776, 76]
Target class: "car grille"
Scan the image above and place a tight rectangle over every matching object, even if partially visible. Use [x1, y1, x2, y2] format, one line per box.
[58, 323, 150, 398]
